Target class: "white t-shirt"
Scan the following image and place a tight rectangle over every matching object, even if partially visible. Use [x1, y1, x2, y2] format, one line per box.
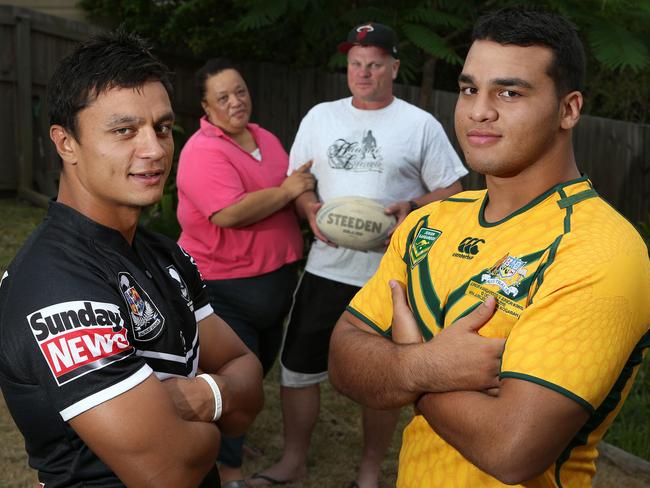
[289, 96, 467, 286]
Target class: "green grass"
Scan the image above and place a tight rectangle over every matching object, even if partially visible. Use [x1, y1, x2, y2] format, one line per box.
[0, 198, 46, 271]
[0, 197, 648, 487]
[243, 377, 407, 487]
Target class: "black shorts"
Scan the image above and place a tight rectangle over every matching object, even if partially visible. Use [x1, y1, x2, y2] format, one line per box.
[205, 262, 298, 377]
[280, 272, 360, 387]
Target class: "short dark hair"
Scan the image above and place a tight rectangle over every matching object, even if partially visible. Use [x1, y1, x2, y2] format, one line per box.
[195, 58, 241, 100]
[48, 30, 173, 139]
[472, 7, 585, 95]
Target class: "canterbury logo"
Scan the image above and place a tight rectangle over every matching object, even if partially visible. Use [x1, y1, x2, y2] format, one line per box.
[457, 237, 485, 255]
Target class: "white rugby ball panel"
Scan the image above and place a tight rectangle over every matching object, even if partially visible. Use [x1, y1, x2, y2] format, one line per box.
[315, 196, 396, 251]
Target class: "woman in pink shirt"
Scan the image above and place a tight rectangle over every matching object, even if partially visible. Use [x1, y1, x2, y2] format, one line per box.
[176, 58, 314, 487]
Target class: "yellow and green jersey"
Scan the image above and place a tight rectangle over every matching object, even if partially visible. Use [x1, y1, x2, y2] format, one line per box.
[348, 176, 650, 487]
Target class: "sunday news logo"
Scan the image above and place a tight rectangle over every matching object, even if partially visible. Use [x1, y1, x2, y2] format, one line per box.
[27, 300, 134, 385]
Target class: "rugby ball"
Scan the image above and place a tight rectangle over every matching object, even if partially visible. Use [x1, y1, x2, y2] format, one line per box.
[315, 196, 397, 251]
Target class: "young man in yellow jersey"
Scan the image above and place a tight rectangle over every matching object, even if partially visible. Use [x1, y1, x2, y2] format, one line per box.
[329, 6, 650, 487]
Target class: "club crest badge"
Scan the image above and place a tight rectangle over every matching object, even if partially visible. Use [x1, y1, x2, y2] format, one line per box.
[118, 272, 165, 341]
[481, 254, 528, 297]
[409, 227, 442, 268]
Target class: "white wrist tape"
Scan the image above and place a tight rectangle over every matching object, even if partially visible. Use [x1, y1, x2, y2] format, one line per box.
[197, 373, 222, 421]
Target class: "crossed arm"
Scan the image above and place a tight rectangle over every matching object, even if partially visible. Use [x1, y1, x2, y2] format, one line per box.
[329, 283, 590, 484]
[164, 313, 264, 436]
[329, 294, 504, 409]
[70, 375, 220, 487]
[210, 161, 314, 228]
[417, 379, 588, 484]
[70, 313, 263, 487]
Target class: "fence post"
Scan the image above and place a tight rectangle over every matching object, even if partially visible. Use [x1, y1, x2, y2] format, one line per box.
[15, 13, 33, 194]
[14, 11, 48, 208]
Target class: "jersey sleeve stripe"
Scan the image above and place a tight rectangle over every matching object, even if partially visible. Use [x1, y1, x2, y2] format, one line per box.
[556, 189, 598, 209]
[452, 301, 481, 322]
[191, 344, 200, 377]
[195, 303, 213, 323]
[187, 329, 200, 377]
[345, 306, 391, 337]
[135, 328, 199, 365]
[402, 221, 420, 264]
[499, 371, 594, 414]
[411, 257, 440, 337]
[557, 187, 574, 233]
[136, 350, 187, 363]
[529, 235, 563, 306]
[443, 197, 478, 203]
[553, 330, 650, 486]
[59, 364, 153, 421]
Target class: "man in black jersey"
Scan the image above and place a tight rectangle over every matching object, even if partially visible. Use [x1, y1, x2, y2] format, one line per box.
[0, 32, 263, 487]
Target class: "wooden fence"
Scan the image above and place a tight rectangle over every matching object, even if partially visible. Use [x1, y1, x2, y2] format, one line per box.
[2, 5, 649, 223]
[0, 5, 96, 205]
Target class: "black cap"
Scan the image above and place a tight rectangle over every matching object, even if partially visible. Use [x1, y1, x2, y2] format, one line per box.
[338, 22, 399, 59]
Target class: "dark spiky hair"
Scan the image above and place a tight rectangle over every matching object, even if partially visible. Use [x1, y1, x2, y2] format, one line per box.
[47, 30, 173, 139]
[473, 7, 585, 96]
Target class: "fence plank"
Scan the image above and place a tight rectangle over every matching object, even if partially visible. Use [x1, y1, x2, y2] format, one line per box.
[0, 20, 17, 190]
[15, 13, 33, 195]
[636, 125, 650, 225]
[0, 82, 18, 190]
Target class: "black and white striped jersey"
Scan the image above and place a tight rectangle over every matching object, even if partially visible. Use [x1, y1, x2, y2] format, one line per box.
[0, 201, 213, 487]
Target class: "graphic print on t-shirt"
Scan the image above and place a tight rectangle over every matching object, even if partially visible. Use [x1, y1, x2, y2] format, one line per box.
[327, 130, 384, 172]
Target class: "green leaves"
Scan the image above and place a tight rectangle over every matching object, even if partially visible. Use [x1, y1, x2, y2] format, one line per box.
[402, 23, 463, 65]
[403, 7, 467, 29]
[79, 0, 650, 121]
[587, 22, 649, 72]
[237, 0, 289, 30]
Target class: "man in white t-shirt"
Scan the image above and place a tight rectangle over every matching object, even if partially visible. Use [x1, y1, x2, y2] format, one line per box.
[248, 22, 467, 488]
